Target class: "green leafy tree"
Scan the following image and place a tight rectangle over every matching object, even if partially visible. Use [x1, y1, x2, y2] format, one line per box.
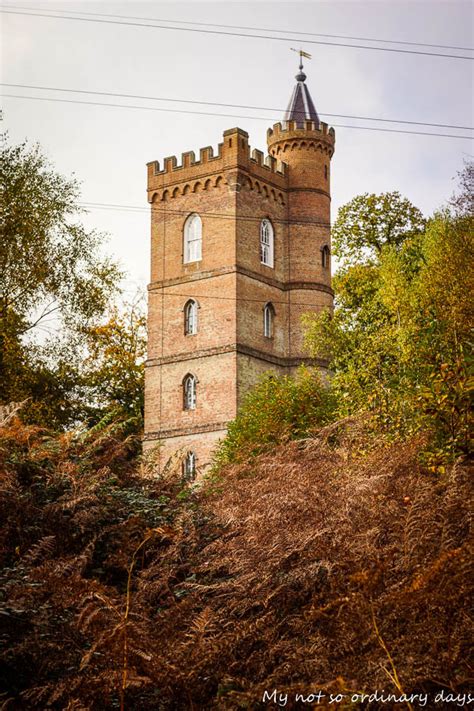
[304, 172, 473, 463]
[1, 136, 123, 426]
[332, 191, 426, 265]
[304, 192, 425, 422]
[407, 211, 473, 459]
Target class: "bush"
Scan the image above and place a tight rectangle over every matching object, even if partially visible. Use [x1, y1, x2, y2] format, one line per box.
[0, 414, 194, 709]
[212, 367, 335, 467]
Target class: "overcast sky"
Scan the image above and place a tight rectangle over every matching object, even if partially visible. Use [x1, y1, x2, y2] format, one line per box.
[3, 0, 473, 293]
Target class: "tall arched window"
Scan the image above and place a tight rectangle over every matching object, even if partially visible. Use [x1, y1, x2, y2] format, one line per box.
[183, 374, 197, 410]
[260, 218, 274, 268]
[321, 245, 330, 269]
[184, 213, 202, 263]
[182, 451, 196, 481]
[184, 299, 198, 335]
[263, 302, 275, 338]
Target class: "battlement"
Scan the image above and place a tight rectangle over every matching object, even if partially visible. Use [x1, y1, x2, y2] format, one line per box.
[267, 120, 335, 141]
[147, 127, 287, 193]
[147, 143, 224, 177]
[267, 121, 335, 159]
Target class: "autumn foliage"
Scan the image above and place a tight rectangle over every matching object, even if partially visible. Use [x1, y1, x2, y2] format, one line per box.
[1, 413, 471, 709]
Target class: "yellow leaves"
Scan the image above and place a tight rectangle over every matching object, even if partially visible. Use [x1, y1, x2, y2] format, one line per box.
[349, 570, 370, 585]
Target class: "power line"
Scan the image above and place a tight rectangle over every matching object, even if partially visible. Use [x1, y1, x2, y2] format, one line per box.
[5, 4, 472, 52]
[2, 8, 473, 60]
[79, 202, 333, 229]
[3, 83, 472, 131]
[4, 94, 473, 140]
[78, 203, 336, 305]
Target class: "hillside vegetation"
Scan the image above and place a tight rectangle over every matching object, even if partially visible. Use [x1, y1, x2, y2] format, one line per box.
[0, 415, 471, 709]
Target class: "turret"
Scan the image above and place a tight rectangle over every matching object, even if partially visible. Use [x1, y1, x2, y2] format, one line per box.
[267, 62, 335, 289]
[267, 61, 335, 356]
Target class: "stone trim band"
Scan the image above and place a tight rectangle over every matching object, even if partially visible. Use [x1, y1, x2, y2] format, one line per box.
[148, 265, 334, 296]
[146, 343, 328, 369]
[287, 187, 330, 199]
[144, 421, 228, 442]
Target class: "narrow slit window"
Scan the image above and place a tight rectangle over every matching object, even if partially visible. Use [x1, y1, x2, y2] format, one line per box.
[263, 303, 275, 338]
[184, 213, 202, 264]
[184, 299, 198, 335]
[321, 245, 330, 269]
[183, 374, 197, 410]
[260, 218, 274, 268]
[183, 451, 196, 481]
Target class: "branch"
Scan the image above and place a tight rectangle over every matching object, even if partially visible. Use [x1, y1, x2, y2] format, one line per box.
[371, 606, 414, 711]
[23, 302, 60, 334]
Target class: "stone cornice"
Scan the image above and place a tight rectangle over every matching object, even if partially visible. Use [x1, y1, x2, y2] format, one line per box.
[148, 164, 289, 194]
[288, 187, 331, 199]
[146, 345, 236, 366]
[146, 343, 328, 369]
[148, 266, 233, 290]
[237, 266, 334, 295]
[148, 265, 334, 296]
[144, 421, 228, 441]
[237, 344, 328, 369]
[235, 165, 289, 192]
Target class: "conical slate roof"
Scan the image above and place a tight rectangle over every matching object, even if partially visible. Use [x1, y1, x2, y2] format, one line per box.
[283, 65, 320, 129]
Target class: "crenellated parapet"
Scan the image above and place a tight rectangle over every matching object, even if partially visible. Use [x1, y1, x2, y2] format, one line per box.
[267, 120, 335, 159]
[147, 127, 287, 202]
[147, 143, 224, 180]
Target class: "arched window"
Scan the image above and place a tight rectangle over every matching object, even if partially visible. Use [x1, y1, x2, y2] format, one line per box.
[263, 302, 275, 338]
[184, 299, 198, 335]
[183, 374, 197, 410]
[321, 245, 330, 269]
[183, 213, 202, 264]
[260, 218, 274, 268]
[182, 451, 196, 481]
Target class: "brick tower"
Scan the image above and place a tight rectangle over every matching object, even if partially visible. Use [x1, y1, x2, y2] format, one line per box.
[144, 61, 335, 475]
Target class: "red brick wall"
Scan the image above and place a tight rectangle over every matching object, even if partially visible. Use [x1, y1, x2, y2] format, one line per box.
[144, 122, 335, 474]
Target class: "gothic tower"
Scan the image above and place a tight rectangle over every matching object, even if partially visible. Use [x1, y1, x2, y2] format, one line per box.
[144, 63, 335, 476]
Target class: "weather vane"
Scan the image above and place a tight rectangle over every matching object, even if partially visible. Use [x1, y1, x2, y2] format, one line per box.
[290, 47, 312, 71]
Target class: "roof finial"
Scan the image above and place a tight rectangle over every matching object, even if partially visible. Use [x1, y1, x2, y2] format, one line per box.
[290, 48, 312, 81]
[284, 50, 320, 128]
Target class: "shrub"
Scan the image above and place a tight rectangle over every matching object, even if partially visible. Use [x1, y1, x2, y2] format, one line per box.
[212, 367, 335, 467]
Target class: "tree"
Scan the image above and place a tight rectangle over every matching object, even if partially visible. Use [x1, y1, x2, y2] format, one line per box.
[304, 171, 473, 462]
[331, 191, 426, 265]
[83, 297, 147, 423]
[450, 159, 473, 218]
[304, 192, 426, 419]
[1, 135, 123, 425]
[408, 209, 473, 458]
